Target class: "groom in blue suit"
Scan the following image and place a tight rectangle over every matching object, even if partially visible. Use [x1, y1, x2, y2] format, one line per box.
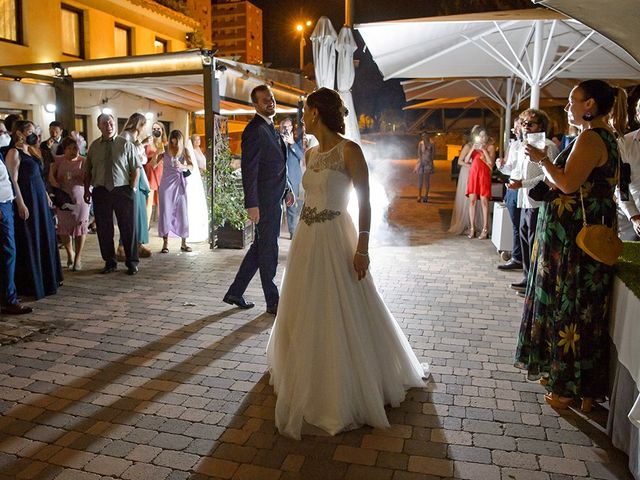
[223, 85, 294, 314]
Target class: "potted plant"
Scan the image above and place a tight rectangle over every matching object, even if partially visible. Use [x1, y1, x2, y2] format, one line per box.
[210, 119, 253, 249]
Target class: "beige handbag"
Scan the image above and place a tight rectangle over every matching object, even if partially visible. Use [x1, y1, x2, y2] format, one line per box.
[575, 160, 623, 266]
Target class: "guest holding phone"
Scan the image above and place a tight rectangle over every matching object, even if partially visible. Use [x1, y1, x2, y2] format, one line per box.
[464, 127, 495, 239]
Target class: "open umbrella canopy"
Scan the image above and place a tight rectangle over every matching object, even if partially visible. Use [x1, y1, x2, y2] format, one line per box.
[356, 9, 640, 87]
[404, 97, 499, 110]
[400, 77, 618, 110]
[533, 0, 640, 64]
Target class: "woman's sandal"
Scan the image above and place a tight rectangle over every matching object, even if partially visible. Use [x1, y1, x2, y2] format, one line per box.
[467, 228, 475, 239]
[580, 397, 593, 413]
[181, 245, 192, 252]
[544, 393, 573, 409]
[478, 228, 489, 240]
[161, 247, 169, 254]
[544, 393, 594, 413]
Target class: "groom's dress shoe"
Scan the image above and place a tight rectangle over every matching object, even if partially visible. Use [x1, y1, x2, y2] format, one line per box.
[223, 294, 255, 309]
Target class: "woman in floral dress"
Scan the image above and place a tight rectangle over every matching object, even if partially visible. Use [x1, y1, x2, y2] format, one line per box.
[515, 80, 627, 412]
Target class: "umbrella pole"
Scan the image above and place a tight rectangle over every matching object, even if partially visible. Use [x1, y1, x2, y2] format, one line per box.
[530, 20, 543, 109]
[503, 77, 513, 155]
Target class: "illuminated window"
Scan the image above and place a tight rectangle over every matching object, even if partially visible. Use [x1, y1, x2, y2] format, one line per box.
[0, 0, 22, 43]
[114, 24, 132, 56]
[61, 4, 84, 58]
[154, 37, 167, 53]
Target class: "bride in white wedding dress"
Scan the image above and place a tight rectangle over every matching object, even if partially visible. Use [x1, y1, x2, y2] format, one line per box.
[266, 88, 428, 440]
[184, 136, 209, 242]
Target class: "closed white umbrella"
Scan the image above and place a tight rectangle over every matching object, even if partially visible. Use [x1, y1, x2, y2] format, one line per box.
[311, 17, 338, 89]
[336, 26, 361, 144]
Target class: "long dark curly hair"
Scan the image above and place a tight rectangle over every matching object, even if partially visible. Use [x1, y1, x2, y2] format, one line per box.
[306, 88, 348, 134]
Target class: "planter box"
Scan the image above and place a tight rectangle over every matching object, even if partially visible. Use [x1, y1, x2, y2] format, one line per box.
[216, 221, 254, 249]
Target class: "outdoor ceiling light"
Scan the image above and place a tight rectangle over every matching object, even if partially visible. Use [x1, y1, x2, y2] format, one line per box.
[200, 49, 214, 66]
[101, 107, 113, 115]
[44, 103, 57, 113]
[52, 62, 65, 78]
[144, 112, 154, 120]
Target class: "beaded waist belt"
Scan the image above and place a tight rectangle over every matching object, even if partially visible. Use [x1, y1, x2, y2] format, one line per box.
[300, 204, 341, 225]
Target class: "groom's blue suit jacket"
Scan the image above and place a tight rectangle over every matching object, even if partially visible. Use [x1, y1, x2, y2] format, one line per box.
[241, 115, 288, 219]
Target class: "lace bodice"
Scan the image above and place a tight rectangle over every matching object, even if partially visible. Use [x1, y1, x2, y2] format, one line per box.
[301, 140, 351, 225]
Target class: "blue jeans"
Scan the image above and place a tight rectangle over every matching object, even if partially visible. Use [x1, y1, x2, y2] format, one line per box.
[504, 189, 522, 263]
[0, 201, 18, 306]
[286, 198, 302, 236]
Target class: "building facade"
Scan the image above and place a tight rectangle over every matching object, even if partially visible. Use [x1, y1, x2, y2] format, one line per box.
[0, 0, 203, 139]
[212, 0, 263, 64]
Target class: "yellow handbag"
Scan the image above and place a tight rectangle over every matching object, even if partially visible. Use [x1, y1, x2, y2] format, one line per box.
[576, 174, 622, 266]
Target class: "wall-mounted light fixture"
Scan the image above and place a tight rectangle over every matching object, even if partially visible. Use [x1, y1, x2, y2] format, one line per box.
[52, 62, 66, 78]
[45, 103, 57, 113]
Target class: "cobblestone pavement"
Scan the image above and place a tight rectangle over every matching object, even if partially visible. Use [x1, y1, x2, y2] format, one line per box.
[0, 157, 633, 480]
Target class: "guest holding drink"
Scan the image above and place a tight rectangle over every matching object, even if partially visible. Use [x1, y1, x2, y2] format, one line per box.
[515, 80, 626, 412]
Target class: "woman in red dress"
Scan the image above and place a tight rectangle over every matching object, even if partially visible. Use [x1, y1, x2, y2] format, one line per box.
[463, 127, 495, 238]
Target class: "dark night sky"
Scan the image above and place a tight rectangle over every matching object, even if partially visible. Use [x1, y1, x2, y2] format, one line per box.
[247, 0, 533, 121]
[249, 0, 407, 119]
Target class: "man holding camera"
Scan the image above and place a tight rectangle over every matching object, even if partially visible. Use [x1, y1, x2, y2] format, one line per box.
[506, 109, 558, 294]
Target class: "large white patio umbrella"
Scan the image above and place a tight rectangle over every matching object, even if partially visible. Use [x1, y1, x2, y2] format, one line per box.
[533, 0, 640, 63]
[311, 17, 338, 89]
[402, 76, 582, 148]
[335, 26, 361, 144]
[356, 9, 640, 109]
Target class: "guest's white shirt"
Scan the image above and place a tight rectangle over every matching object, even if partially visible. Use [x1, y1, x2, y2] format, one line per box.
[257, 112, 275, 126]
[0, 160, 14, 203]
[511, 138, 559, 209]
[499, 139, 522, 177]
[620, 129, 640, 220]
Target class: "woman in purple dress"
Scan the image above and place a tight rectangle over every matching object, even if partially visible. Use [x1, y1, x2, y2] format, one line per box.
[158, 130, 192, 253]
[49, 137, 90, 271]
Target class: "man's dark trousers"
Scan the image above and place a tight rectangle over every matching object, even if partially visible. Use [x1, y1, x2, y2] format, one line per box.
[92, 186, 139, 269]
[0, 201, 18, 306]
[504, 189, 522, 263]
[226, 204, 281, 308]
[519, 207, 539, 281]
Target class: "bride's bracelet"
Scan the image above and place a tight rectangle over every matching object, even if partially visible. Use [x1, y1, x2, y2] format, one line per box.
[355, 251, 369, 257]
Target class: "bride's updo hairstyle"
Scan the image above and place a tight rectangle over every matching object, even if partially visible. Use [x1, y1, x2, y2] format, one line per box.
[306, 88, 348, 134]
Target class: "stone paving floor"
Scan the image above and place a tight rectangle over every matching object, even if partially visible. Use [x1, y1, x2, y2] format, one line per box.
[0, 156, 634, 480]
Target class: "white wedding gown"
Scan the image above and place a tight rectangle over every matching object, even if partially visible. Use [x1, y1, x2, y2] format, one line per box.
[266, 139, 428, 440]
[448, 163, 483, 235]
[185, 140, 209, 242]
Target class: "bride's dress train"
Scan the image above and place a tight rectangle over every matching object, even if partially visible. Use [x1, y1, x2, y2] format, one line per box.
[266, 139, 428, 440]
